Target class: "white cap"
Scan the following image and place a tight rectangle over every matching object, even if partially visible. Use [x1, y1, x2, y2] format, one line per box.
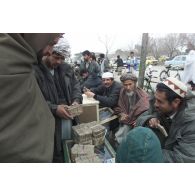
[163, 77, 188, 98]
[102, 72, 114, 79]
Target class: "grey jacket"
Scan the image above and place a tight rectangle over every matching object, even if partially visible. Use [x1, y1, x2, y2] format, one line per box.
[0, 33, 55, 162]
[136, 91, 195, 163]
[79, 60, 102, 89]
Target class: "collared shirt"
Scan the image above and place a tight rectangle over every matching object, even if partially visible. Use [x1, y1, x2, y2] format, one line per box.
[50, 69, 54, 76]
[170, 112, 177, 120]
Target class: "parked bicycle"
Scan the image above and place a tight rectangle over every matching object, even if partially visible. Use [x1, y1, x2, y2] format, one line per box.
[143, 69, 158, 94]
[159, 65, 181, 81]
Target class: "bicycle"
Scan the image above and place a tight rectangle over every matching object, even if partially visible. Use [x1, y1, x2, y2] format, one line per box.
[143, 69, 158, 94]
[159, 65, 181, 81]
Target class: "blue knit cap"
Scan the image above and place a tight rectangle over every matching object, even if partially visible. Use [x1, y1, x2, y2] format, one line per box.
[116, 127, 163, 163]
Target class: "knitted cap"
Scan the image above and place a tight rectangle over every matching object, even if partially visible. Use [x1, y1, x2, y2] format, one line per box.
[116, 127, 163, 163]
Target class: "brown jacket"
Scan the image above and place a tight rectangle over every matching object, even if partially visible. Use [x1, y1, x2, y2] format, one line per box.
[115, 87, 149, 126]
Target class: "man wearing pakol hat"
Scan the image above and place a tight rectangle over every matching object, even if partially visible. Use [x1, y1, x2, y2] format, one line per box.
[34, 41, 82, 162]
[114, 73, 149, 144]
[84, 72, 122, 109]
[136, 77, 195, 162]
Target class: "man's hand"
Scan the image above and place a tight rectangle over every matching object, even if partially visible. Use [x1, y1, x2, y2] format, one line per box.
[83, 87, 90, 93]
[148, 118, 160, 128]
[72, 101, 79, 106]
[85, 91, 95, 98]
[120, 113, 128, 121]
[131, 121, 136, 127]
[56, 105, 73, 120]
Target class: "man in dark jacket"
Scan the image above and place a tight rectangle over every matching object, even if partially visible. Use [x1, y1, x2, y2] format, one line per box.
[115, 55, 123, 75]
[84, 72, 122, 138]
[136, 77, 195, 162]
[79, 50, 102, 89]
[115, 55, 123, 67]
[34, 44, 82, 162]
[84, 72, 122, 109]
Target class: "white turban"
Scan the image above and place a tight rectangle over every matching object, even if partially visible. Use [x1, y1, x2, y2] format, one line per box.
[102, 72, 114, 79]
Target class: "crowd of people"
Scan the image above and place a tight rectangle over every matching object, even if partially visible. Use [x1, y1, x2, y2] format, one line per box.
[1, 33, 195, 163]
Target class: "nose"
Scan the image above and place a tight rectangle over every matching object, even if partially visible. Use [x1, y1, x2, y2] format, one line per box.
[126, 85, 131, 90]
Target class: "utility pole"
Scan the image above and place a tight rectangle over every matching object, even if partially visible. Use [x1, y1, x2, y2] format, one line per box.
[138, 33, 149, 88]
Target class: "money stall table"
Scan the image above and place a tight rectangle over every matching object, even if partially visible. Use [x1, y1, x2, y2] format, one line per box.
[63, 121, 116, 163]
[63, 138, 116, 163]
[62, 95, 118, 163]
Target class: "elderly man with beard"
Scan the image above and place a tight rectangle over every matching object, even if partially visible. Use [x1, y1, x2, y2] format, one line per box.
[0, 33, 62, 162]
[114, 73, 149, 144]
[34, 43, 82, 162]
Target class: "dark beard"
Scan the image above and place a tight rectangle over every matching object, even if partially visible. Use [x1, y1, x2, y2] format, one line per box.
[156, 108, 175, 118]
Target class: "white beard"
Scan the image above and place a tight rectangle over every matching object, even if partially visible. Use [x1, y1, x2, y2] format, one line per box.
[126, 91, 134, 97]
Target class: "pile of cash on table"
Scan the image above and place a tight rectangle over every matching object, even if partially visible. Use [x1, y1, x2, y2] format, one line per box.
[91, 124, 105, 146]
[71, 121, 107, 163]
[72, 121, 106, 146]
[72, 124, 93, 145]
[71, 144, 102, 163]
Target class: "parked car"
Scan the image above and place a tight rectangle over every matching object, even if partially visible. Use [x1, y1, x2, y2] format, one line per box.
[146, 56, 158, 65]
[164, 55, 186, 70]
[158, 55, 169, 63]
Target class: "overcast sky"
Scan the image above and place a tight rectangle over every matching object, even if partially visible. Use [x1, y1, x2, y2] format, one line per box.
[65, 33, 167, 56]
[65, 32, 143, 56]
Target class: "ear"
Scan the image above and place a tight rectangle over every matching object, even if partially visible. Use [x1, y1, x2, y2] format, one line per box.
[173, 98, 181, 107]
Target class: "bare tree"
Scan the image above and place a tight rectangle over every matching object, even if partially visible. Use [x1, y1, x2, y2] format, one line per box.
[148, 37, 160, 59]
[127, 41, 135, 52]
[162, 34, 183, 58]
[98, 34, 115, 57]
[147, 33, 190, 59]
[134, 44, 141, 56]
[184, 33, 195, 46]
